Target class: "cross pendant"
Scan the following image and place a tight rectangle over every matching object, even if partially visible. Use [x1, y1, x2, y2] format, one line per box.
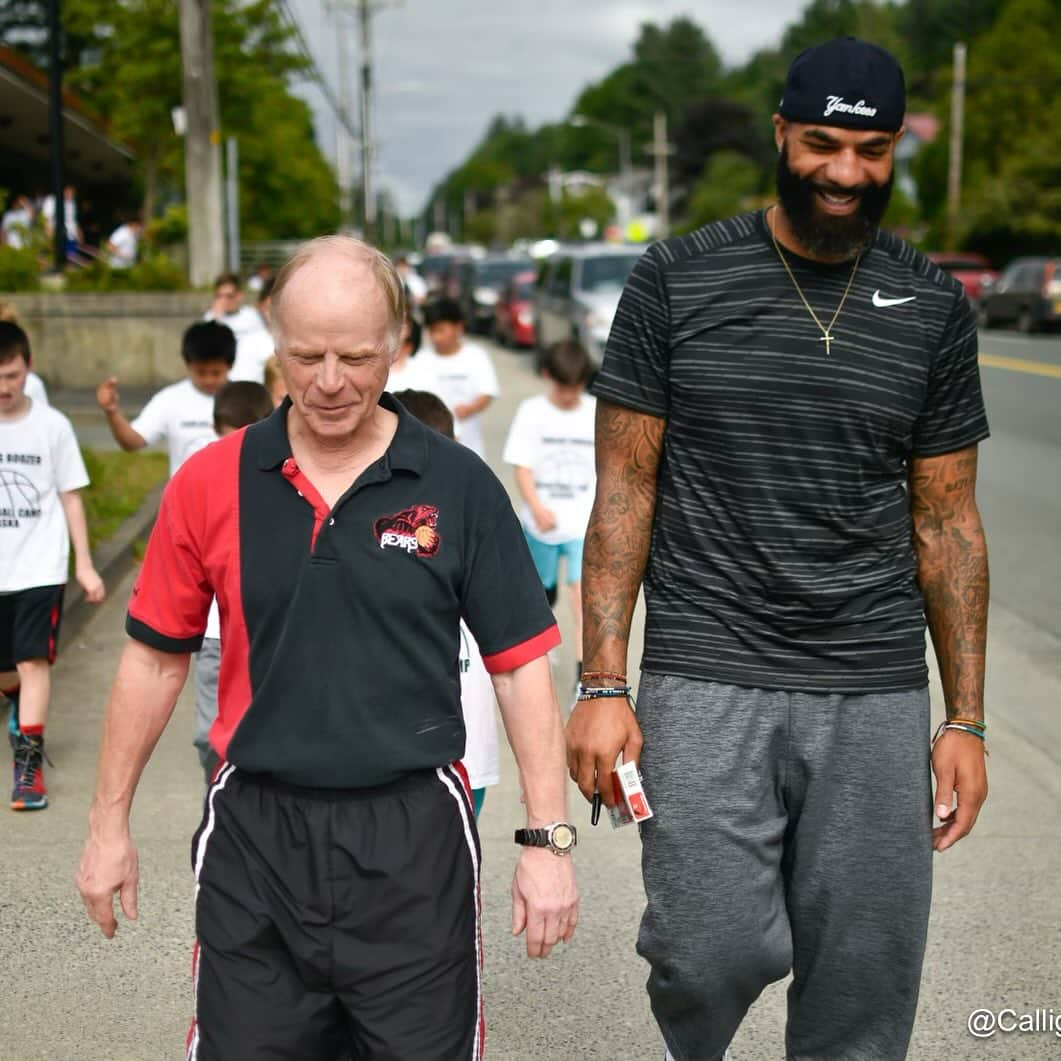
[819, 331, 834, 356]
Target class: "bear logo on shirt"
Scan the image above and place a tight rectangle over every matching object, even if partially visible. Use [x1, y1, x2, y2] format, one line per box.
[373, 503, 441, 558]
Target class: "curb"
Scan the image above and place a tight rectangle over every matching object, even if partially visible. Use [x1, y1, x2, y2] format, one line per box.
[63, 481, 165, 645]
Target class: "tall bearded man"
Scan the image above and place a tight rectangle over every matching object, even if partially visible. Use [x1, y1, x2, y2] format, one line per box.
[568, 37, 990, 1061]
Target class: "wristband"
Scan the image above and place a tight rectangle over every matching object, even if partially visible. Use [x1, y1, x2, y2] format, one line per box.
[577, 685, 632, 700]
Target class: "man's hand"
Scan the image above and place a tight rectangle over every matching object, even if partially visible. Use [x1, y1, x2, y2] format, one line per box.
[566, 698, 643, 807]
[511, 847, 579, 958]
[76, 563, 105, 603]
[532, 504, 558, 534]
[931, 730, 988, 852]
[96, 376, 120, 414]
[76, 831, 139, 938]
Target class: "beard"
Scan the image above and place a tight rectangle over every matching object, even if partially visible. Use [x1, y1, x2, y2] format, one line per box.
[775, 144, 893, 260]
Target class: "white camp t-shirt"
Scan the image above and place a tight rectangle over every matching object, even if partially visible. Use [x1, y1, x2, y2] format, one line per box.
[130, 378, 217, 477]
[25, 373, 49, 407]
[386, 354, 428, 393]
[502, 393, 597, 545]
[230, 327, 274, 383]
[204, 305, 271, 384]
[0, 401, 89, 591]
[413, 343, 499, 458]
[106, 224, 139, 268]
[459, 621, 499, 790]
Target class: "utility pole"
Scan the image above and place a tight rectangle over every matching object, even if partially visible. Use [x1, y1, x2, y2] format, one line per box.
[358, 0, 376, 243]
[46, 0, 65, 273]
[649, 110, 673, 239]
[225, 136, 240, 274]
[946, 41, 967, 245]
[333, 3, 354, 230]
[179, 0, 225, 286]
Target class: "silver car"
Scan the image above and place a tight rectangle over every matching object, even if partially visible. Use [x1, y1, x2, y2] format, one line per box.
[532, 244, 647, 361]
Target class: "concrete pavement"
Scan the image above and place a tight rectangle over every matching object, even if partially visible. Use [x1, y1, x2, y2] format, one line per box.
[1, 342, 1059, 1060]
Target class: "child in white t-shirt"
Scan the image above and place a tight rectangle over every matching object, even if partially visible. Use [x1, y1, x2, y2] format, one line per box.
[387, 316, 426, 393]
[0, 321, 105, 811]
[191, 381, 275, 783]
[415, 299, 499, 459]
[95, 320, 235, 476]
[502, 340, 596, 687]
[391, 388, 500, 816]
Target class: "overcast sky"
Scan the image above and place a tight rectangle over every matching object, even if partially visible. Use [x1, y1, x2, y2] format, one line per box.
[289, 1, 796, 215]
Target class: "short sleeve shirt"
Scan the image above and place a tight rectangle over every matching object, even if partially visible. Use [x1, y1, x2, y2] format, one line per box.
[593, 211, 990, 692]
[0, 402, 89, 591]
[412, 343, 500, 458]
[130, 378, 217, 477]
[126, 394, 558, 788]
[502, 393, 597, 544]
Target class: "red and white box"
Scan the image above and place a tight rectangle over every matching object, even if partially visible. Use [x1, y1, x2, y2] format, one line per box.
[608, 761, 654, 828]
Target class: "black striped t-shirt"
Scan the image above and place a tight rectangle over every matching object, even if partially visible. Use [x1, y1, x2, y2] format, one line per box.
[593, 210, 990, 692]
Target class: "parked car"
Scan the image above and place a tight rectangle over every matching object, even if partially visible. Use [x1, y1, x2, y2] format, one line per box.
[419, 252, 468, 299]
[494, 269, 538, 348]
[456, 256, 531, 334]
[976, 257, 1061, 333]
[533, 244, 647, 361]
[926, 252, 999, 302]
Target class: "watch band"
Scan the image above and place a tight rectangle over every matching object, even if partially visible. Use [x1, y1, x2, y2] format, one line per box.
[513, 828, 549, 847]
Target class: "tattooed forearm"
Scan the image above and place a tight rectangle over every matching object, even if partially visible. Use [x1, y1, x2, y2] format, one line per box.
[909, 445, 989, 721]
[581, 401, 666, 675]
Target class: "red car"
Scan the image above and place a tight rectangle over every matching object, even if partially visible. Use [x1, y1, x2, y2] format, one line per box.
[927, 252, 999, 302]
[494, 269, 537, 348]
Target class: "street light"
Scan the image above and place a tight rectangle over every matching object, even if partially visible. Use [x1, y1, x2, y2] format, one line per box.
[569, 113, 632, 185]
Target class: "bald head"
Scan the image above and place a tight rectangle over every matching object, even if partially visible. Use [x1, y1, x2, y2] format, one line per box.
[270, 236, 406, 352]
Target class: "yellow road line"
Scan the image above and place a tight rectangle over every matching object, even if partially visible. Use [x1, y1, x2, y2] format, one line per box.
[979, 353, 1061, 380]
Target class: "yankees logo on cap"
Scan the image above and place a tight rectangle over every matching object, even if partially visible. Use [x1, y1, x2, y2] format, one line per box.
[778, 36, 905, 132]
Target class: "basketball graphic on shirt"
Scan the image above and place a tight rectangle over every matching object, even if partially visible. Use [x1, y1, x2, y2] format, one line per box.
[415, 525, 439, 551]
[0, 469, 40, 514]
[538, 448, 594, 497]
[373, 503, 442, 558]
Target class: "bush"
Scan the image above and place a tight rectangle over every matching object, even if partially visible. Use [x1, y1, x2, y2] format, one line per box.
[146, 203, 188, 248]
[63, 252, 187, 292]
[0, 246, 41, 291]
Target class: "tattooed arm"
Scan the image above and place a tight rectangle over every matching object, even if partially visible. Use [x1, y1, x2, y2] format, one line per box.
[909, 443, 989, 852]
[565, 400, 665, 805]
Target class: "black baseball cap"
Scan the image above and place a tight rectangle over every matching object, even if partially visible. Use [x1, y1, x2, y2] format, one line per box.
[778, 37, 905, 132]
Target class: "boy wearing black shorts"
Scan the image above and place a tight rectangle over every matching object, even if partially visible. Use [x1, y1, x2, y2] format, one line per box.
[0, 321, 105, 810]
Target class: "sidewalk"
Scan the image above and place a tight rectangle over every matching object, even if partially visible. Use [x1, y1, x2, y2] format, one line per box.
[2, 347, 1058, 1060]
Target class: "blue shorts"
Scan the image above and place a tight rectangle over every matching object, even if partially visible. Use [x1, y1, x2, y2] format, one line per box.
[523, 531, 584, 589]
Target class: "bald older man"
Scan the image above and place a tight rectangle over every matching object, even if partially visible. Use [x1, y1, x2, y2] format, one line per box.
[76, 236, 579, 1060]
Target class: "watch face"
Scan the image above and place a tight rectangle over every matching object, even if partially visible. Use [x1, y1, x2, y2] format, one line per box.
[551, 824, 574, 851]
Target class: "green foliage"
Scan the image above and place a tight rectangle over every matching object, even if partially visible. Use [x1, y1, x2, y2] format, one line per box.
[57, 0, 337, 236]
[63, 253, 186, 292]
[146, 204, 189, 248]
[80, 448, 168, 551]
[683, 153, 764, 232]
[0, 247, 41, 292]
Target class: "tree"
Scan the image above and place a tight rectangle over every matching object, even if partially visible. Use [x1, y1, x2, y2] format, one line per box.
[683, 152, 763, 231]
[57, 0, 337, 237]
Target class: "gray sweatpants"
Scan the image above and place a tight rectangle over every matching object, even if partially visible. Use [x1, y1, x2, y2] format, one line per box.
[636, 674, 933, 1061]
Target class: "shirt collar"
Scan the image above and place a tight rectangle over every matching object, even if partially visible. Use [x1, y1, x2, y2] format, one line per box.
[254, 391, 428, 475]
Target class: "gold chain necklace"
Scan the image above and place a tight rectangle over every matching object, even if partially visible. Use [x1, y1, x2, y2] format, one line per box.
[768, 206, 862, 356]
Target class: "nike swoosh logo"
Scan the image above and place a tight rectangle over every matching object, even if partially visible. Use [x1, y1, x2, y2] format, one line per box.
[872, 290, 916, 307]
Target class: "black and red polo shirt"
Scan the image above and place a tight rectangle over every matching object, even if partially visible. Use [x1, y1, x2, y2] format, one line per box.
[126, 394, 559, 788]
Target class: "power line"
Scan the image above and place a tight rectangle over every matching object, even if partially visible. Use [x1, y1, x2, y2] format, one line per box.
[276, 0, 358, 138]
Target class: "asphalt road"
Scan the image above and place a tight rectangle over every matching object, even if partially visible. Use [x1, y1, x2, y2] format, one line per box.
[3, 334, 1059, 1060]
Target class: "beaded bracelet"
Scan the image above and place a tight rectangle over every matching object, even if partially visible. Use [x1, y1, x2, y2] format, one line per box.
[580, 670, 628, 685]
